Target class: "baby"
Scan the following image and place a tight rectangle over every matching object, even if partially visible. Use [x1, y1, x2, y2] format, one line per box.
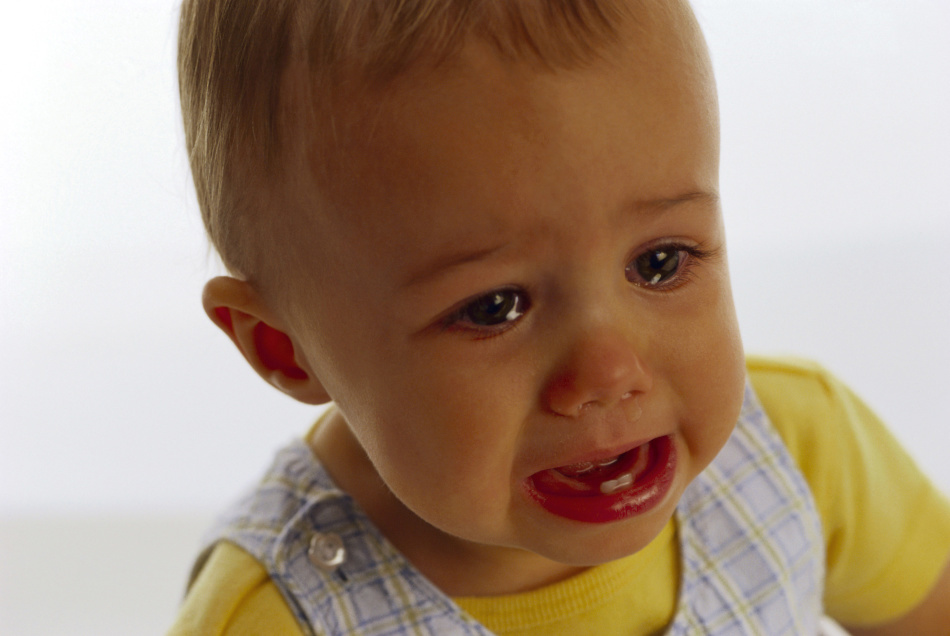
[169, 1, 950, 634]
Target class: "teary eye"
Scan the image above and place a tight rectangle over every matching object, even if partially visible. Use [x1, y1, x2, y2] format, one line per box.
[461, 290, 527, 327]
[626, 246, 695, 289]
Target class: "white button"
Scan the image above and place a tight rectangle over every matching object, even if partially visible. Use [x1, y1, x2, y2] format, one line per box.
[308, 532, 346, 571]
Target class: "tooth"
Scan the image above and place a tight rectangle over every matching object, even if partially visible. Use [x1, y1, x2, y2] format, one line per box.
[600, 472, 634, 494]
[596, 457, 619, 468]
[558, 461, 595, 477]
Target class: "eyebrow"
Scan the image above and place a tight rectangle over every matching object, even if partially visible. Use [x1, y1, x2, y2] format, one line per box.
[402, 242, 510, 289]
[402, 191, 718, 289]
[635, 191, 720, 214]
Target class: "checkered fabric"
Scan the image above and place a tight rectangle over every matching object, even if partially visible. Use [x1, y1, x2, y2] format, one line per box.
[201, 380, 824, 635]
[668, 383, 825, 634]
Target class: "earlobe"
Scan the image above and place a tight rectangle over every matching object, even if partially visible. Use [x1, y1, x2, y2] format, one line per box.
[202, 276, 332, 405]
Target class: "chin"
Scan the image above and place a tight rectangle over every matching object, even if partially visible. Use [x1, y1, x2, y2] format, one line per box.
[519, 487, 682, 567]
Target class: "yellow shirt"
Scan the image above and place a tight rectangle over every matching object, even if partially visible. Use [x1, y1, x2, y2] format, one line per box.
[168, 357, 950, 635]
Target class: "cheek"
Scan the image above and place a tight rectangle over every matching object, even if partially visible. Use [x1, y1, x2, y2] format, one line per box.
[660, 291, 742, 385]
[351, 371, 528, 517]
[663, 281, 745, 461]
[370, 423, 522, 538]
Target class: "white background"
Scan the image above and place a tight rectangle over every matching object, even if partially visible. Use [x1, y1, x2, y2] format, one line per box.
[1, 1, 948, 634]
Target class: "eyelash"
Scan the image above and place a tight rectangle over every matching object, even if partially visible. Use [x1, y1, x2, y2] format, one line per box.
[441, 242, 714, 339]
[440, 287, 530, 340]
[625, 242, 714, 292]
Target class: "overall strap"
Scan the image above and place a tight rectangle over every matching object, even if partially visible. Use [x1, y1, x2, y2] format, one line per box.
[202, 441, 495, 636]
[668, 381, 826, 635]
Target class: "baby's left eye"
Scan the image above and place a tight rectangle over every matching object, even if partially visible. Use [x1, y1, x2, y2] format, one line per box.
[626, 246, 695, 289]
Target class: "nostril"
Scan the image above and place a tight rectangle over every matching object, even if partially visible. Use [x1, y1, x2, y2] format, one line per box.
[556, 391, 641, 417]
[543, 341, 652, 416]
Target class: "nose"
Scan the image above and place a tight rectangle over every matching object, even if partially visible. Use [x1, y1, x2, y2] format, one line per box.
[543, 326, 653, 417]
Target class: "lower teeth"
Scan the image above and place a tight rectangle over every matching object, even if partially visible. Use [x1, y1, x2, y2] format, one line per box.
[600, 472, 633, 494]
[598, 445, 651, 494]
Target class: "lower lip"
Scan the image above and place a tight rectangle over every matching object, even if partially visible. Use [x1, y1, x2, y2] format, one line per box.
[523, 435, 677, 524]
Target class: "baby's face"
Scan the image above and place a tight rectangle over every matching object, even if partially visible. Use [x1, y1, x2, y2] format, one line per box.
[279, 11, 745, 575]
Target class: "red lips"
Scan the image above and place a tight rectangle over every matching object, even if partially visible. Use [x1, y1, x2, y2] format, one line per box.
[523, 435, 677, 523]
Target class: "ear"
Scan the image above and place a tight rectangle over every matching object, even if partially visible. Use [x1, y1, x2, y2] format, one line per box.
[202, 276, 331, 405]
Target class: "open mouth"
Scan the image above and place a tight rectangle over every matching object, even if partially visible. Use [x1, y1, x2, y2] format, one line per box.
[524, 435, 677, 523]
[544, 444, 653, 495]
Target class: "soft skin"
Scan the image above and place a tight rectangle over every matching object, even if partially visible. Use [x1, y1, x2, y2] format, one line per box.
[205, 7, 747, 597]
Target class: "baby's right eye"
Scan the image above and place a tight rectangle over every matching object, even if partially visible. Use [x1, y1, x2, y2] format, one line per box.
[447, 288, 529, 335]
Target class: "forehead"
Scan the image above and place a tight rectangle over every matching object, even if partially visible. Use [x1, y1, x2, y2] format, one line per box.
[273, 3, 716, 291]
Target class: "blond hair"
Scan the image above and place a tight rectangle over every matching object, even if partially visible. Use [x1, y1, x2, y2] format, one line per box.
[178, 0, 631, 280]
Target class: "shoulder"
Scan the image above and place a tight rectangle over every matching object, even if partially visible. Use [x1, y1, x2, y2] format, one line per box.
[745, 355, 950, 627]
[745, 354, 927, 510]
[745, 355, 848, 475]
[745, 354, 842, 422]
[744, 353, 902, 519]
[167, 541, 306, 636]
